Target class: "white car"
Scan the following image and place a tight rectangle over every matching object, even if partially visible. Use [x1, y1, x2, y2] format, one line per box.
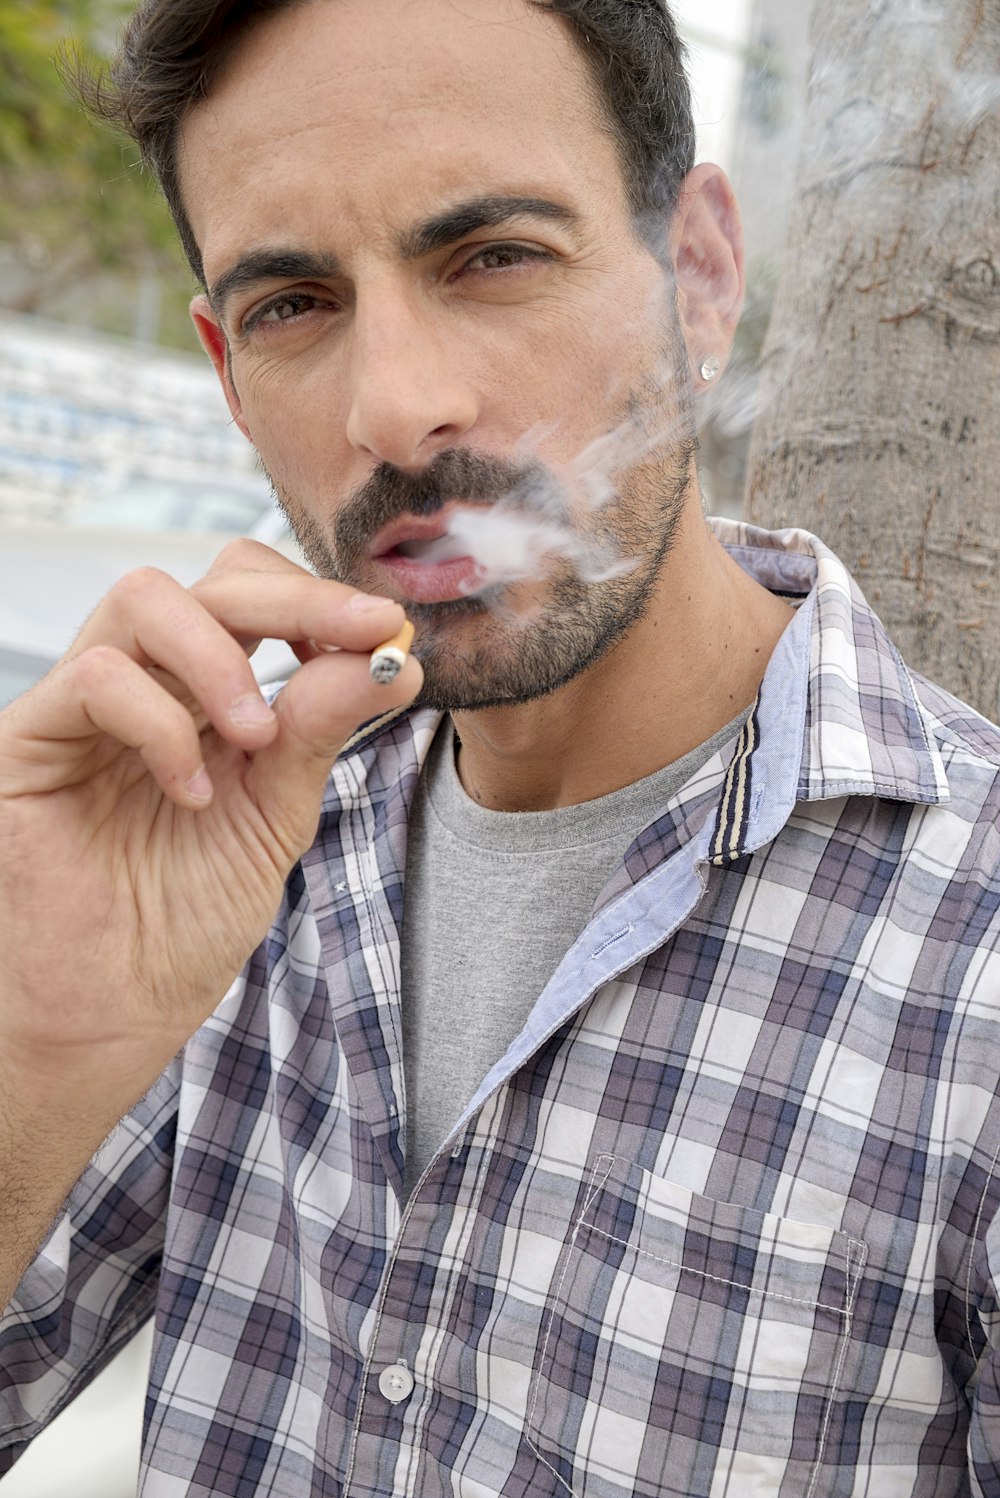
[0, 475, 306, 706]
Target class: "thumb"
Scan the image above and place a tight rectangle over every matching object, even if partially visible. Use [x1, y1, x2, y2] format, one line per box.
[246, 648, 423, 853]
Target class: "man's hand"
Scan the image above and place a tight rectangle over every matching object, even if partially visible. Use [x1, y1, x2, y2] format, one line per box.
[0, 540, 419, 1298]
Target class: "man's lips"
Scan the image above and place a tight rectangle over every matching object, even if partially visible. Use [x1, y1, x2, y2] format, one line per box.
[368, 507, 486, 603]
[366, 499, 574, 602]
[369, 508, 467, 561]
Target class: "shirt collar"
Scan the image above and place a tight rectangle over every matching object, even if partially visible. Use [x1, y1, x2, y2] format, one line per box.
[708, 519, 949, 867]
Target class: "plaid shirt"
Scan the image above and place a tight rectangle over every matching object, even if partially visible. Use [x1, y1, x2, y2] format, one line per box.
[4, 519, 1000, 1498]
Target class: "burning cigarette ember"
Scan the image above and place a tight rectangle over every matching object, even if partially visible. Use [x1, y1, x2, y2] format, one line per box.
[370, 619, 415, 684]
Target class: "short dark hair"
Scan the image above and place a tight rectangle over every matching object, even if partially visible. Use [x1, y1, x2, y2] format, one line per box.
[79, 0, 696, 286]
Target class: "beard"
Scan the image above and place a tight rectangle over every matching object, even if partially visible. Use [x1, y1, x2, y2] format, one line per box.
[264, 365, 697, 712]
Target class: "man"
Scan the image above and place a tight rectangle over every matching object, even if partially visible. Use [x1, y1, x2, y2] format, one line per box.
[2, 0, 999, 1493]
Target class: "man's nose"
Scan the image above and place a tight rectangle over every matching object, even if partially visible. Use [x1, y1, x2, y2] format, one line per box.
[345, 285, 478, 470]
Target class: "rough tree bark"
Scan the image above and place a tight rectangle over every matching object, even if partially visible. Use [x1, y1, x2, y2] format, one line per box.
[744, 0, 1000, 720]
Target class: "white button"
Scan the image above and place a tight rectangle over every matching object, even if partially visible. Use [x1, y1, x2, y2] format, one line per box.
[378, 1361, 414, 1404]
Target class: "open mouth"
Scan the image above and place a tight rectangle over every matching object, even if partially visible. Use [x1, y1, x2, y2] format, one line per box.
[369, 508, 465, 564]
[390, 535, 467, 564]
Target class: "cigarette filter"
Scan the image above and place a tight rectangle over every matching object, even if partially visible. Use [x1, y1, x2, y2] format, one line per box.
[370, 620, 415, 684]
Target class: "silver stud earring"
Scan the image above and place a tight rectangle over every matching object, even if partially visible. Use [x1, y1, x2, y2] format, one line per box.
[700, 356, 721, 382]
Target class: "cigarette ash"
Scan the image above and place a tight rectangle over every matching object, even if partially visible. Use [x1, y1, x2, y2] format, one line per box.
[370, 651, 407, 684]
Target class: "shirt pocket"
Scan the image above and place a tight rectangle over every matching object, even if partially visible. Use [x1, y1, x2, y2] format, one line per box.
[525, 1153, 867, 1498]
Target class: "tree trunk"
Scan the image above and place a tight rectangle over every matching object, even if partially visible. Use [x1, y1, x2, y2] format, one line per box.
[744, 0, 1000, 720]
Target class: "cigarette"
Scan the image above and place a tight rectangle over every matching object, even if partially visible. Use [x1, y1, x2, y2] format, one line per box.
[369, 619, 415, 684]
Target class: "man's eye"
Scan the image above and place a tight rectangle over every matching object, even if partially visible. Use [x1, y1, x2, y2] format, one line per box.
[463, 244, 548, 273]
[244, 292, 328, 332]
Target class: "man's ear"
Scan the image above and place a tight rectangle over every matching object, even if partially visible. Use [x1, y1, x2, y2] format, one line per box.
[668, 163, 746, 390]
[190, 293, 252, 440]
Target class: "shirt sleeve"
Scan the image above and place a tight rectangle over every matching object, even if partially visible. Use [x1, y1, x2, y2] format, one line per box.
[0, 1058, 179, 1473]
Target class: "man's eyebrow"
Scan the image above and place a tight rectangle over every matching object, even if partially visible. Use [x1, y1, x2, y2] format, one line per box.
[208, 250, 342, 317]
[400, 194, 581, 259]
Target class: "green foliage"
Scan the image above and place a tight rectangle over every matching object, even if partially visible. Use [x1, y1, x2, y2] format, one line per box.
[0, 0, 196, 348]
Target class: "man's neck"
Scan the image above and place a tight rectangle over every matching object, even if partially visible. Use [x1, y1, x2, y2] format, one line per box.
[451, 515, 794, 813]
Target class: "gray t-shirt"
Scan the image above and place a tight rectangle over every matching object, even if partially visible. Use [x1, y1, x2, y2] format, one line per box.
[400, 712, 747, 1193]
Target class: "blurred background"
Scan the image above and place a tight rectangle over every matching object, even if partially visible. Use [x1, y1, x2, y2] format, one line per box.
[0, 0, 805, 1489]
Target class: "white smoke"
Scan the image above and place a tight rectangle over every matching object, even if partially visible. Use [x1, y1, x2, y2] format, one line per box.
[418, 503, 639, 593]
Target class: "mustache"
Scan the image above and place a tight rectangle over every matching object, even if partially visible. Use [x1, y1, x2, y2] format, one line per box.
[333, 447, 567, 556]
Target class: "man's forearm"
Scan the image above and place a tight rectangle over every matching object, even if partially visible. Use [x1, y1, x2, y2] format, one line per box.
[0, 1041, 168, 1312]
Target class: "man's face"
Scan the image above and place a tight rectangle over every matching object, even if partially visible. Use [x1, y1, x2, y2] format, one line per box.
[181, 0, 699, 710]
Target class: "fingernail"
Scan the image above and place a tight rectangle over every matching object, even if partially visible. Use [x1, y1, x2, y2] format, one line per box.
[186, 766, 213, 801]
[349, 592, 396, 613]
[231, 692, 276, 726]
[307, 639, 342, 654]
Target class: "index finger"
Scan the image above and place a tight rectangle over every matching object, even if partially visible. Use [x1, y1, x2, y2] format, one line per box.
[198, 535, 308, 582]
[188, 542, 404, 652]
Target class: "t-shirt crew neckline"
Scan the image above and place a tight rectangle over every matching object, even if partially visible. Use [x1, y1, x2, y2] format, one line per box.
[426, 708, 753, 855]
